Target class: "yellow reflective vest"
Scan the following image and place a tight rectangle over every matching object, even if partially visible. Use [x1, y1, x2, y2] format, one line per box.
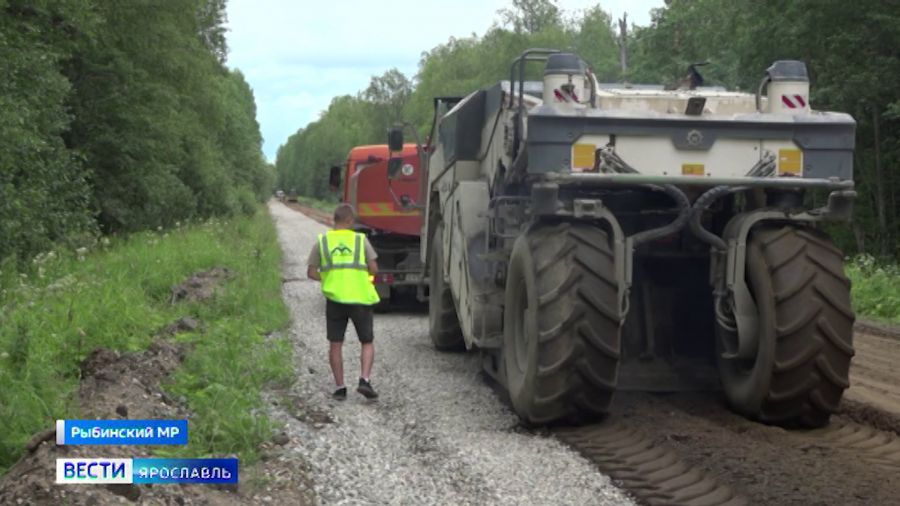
[317, 229, 379, 305]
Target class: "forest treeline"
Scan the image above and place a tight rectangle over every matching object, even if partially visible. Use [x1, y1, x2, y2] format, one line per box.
[1, 0, 271, 264]
[275, 0, 900, 257]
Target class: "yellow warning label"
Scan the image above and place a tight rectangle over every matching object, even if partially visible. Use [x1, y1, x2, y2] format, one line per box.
[778, 149, 802, 175]
[358, 202, 418, 217]
[572, 143, 596, 172]
[682, 163, 705, 176]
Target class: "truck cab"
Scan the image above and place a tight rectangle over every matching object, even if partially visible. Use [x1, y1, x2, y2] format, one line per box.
[337, 144, 424, 306]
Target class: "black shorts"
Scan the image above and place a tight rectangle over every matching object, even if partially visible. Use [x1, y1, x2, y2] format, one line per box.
[326, 300, 374, 343]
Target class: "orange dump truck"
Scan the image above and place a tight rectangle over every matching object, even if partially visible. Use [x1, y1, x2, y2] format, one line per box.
[328, 144, 424, 306]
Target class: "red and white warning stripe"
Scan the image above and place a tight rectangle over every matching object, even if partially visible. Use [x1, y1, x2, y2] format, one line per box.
[781, 94, 807, 109]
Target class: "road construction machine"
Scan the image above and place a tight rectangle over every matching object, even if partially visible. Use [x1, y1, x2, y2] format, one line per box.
[388, 49, 857, 428]
[329, 144, 424, 306]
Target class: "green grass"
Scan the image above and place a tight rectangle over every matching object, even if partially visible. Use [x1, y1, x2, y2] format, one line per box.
[846, 255, 900, 324]
[0, 209, 292, 474]
[295, 195, 336, 213]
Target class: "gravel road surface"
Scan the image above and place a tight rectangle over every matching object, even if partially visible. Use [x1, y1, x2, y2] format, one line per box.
[267, 202, 633, 506]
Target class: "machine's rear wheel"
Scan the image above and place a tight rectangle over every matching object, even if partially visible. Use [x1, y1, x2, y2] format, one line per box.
[717, 225, 855, 427]
[503, 223, 621, 424]
[428, 223, 464, 350]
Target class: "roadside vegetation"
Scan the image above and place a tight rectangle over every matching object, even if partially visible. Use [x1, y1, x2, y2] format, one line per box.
[1, 0, 272, 264]
[0, 209, 292, 474]
[847, 256, 900, 324]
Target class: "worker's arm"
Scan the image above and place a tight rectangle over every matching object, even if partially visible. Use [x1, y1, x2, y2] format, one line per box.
[307, 243, 321, 281]
[364, 237, 378, 275]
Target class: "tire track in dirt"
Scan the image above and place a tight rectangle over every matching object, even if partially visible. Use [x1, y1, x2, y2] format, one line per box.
[558, 390, 900, 505]
[798, 419, 900, 470]
[555, 326, 900, 505]
[556, 421, 746, 506]
[845, 330, 900, 420]
[551, 327, 900, 505]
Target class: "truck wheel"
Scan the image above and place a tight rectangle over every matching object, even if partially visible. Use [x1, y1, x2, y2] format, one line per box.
[374, 296, 391, 313]
[717, 225, 855, 428]
[503, 223, 621, 424]
[428, 223, 464, 350]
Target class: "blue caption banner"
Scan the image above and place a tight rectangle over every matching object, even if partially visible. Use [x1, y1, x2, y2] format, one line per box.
[132, 458, 238, 484]
[56, 420, 188, 445]
[56, 458, 238, 484]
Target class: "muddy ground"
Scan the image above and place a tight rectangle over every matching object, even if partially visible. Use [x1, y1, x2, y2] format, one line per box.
[845, 330, 900, 419]
[553, 326, 900, 506]
[594, 391, 899, 505]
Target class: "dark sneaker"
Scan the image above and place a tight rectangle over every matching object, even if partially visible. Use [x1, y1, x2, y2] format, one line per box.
[332, 387, 347, 400]
[357, 379, 378, 399]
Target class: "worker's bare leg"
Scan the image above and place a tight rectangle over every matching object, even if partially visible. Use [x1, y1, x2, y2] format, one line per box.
[329, 342, 344, 387]
[360, 342, 374, 380]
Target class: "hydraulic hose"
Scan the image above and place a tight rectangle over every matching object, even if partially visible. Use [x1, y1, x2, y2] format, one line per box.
[688, 185, 749, 251]
[631, 184, 691, 246]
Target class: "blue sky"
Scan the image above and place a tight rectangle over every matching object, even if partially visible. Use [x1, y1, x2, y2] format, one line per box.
[225, 0, 665, 160]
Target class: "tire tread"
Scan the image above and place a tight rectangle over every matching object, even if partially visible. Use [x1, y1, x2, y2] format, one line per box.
[755, 225, 855, 427]
[429, 223, 464, 350]
[508, 222, 621, 424]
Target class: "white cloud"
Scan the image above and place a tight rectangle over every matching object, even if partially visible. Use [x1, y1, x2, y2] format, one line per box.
[226, 0, 664, 160]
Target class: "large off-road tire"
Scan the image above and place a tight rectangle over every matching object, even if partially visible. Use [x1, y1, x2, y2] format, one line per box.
[717, 225, 855, 428]
[428, 223, 464, 350]
[503, 222, 621, 424]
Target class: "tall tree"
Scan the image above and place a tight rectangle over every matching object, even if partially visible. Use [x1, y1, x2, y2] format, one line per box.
[499, 0, 562, 34]
[197, 0, 228, 63]
[617, 13, 627, 73]
[364, 68, 413, 135]
[0, 0, 97, 262]
[0, 0, 272, 262]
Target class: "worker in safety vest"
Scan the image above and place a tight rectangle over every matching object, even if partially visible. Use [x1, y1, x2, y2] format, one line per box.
[307, 204, 380, 400]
